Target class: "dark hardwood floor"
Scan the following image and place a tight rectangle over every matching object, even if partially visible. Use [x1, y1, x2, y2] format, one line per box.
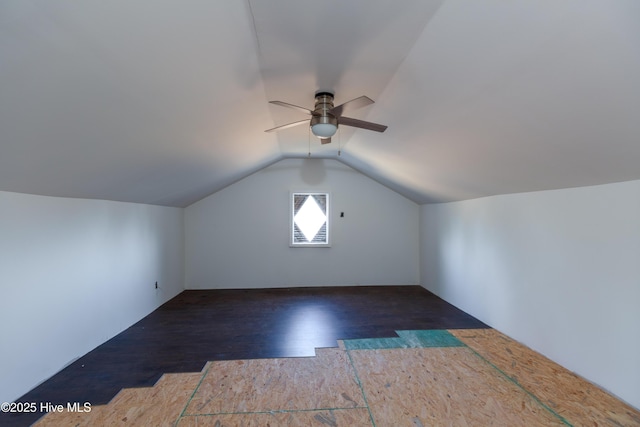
[4, 285, 486, 426]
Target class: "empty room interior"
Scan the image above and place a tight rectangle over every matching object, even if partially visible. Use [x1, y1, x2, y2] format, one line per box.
[1, 1, 639, 426]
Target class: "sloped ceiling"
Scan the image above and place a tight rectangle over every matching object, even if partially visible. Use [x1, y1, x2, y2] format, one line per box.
[1, 0, 639, 207]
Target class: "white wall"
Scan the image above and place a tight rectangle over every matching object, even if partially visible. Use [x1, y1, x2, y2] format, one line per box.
[420, 180, 640, 409]
[185, 158, 419, 289]
[0, 191, 184, 403]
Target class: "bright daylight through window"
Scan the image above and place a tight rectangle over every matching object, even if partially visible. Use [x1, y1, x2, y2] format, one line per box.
[291, 193, 329, 246]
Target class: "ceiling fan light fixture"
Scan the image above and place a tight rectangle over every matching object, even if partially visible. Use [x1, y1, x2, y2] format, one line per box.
[310, 110, 338, 139]
[311, 123, 337, 138]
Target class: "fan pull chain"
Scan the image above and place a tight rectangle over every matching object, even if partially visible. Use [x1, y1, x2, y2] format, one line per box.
[338, 127, 341, 156]
[308, 126, 311, 157]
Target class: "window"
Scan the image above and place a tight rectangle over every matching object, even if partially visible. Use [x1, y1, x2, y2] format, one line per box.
[291, 192, 330, 247]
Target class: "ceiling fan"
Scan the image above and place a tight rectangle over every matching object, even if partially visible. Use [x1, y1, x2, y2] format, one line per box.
[265, 92, 387, 144]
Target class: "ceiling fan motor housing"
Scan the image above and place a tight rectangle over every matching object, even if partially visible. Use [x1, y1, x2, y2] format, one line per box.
[310, 92, 338, 129]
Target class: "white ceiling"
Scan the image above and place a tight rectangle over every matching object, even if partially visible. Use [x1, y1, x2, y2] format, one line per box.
[2, 0, 639, 207]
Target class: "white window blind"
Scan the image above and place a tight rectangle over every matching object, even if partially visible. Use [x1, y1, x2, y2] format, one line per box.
[291, 192, 330, 246]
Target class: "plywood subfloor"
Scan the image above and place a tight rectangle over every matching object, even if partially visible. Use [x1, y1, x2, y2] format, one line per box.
[349, 346, 565, 426]
[450, 329, 640, 427]
[183, 348, 365, 415]
[35, 329, 640, 426]
[34, 372, 202, 426]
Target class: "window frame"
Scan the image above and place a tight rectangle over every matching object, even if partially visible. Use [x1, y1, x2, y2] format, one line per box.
[290, 191, 331, 248]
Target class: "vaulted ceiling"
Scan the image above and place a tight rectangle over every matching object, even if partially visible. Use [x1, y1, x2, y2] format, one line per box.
[2, 1, 639, 207]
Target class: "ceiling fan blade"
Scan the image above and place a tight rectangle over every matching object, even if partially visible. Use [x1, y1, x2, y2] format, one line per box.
[329, 96, 374, 117]
[338, 116, 387, 133]
[269, 101, 317, 116]
[320, 137, 332, 145]
[265, 119, 309, 133]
